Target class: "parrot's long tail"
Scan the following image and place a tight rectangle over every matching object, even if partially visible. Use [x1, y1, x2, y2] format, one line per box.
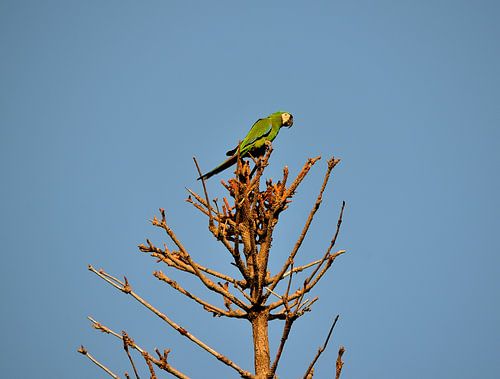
[197, 155, 238, 181]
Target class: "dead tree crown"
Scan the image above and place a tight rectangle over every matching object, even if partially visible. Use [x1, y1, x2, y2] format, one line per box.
[80, 145, 347, 379]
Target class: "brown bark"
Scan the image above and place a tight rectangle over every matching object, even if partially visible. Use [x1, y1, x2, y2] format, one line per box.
[250, 308, 271, 379]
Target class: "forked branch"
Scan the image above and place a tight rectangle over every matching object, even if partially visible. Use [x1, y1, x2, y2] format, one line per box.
[87, 317, 189, 379]
[265, 157, 341, 299]
[150, 211, 250, 311]
[88, 265, 253, 378]
[154, 270, 246, 318]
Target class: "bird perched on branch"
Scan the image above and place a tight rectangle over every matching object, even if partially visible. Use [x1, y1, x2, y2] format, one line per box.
[198, 111, 294, 180]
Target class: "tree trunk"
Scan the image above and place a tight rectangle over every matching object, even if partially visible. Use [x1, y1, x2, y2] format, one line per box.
[251, 308, 270, 378]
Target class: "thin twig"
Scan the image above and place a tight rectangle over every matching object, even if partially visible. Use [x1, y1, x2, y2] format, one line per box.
[296, 297, 319, 316]
[280, 259, 322, 280]
[290, 201, 345, 310]
[335, 346, 345, 379]
[88, 266, 253, 379]
[88, 317, 144, 351]
[266, 157, 340, 299]
[151, 215, 250, 310]
[260, 156, 324, 298]
[154, 270, 246, 318]
[122, 331, 140, 379]
[193, 156, 214, 227]
[277, 156, 323, 211]
[185, 188, 218, 218]
[305, 201, 345, 285]
[143, 242, 248, 292]
[302, 315, 340, 379]
[87, 317, 189, 379]
[247, 145, 273, 196]
[267, 249, 346, 312]
[207, 222, 249, 280]
[265, 286, 282, 299]
[233, 282, 253, 302]
[268, 262, 296, 378]
[283, 262, 294, 308]
[78, 345, 121, 379]
[142, 239, 246, 287]
[143, 353, 158, 379]
[268, 315, 295, 378]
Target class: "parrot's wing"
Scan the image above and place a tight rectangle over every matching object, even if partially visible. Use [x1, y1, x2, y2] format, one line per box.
[239, 117, 273, 153]
[199, 116, 275, 180]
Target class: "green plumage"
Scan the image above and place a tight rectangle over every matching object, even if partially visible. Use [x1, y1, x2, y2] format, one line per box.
[198, 111, 293, 180]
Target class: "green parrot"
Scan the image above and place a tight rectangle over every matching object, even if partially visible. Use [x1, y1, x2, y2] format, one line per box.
[198, 111, 294, 180]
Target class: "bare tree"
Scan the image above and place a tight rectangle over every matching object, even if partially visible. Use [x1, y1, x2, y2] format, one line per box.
[79, 146, 347, 378]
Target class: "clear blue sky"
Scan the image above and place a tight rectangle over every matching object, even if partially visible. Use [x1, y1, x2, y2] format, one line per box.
[1, 1, 499, 378]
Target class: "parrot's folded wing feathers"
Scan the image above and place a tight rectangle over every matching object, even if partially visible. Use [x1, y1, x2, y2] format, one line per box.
[239, 118, 273, 153]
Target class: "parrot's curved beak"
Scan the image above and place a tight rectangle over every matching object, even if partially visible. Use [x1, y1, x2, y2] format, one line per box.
[285, 114, 293, 128]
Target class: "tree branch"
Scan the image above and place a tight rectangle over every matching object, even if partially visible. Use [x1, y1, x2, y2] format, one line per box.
[87, 316, 190, 379]
[187, 182, 249, 279]
[193, 156, 214, 227]
[270, 201, 346, 313]
[268, 315, 295, 378]
[276, 156, 323, 212]
[142, 353, 158, 379]
[335, 346, 345, 379]
[265, 157, 340, 299]
[185, 188, 236, 228]
[268, 262, 297, 377]
[121, 331, 140, 379]
[284, 259, 321, 277]
[88, 266, 253, 379]
[304, 201, 345, 285]
[154, 270, 246, 318]
[268, 250, 345, 312]
[78, 345, 121, 379]
[151, 211, 250, 310]
[302, 315, 340, 379]
[139, 239, 245, 288]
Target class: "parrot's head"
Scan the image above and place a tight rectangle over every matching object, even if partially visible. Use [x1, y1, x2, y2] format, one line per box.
[280, 112, 293, 128]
